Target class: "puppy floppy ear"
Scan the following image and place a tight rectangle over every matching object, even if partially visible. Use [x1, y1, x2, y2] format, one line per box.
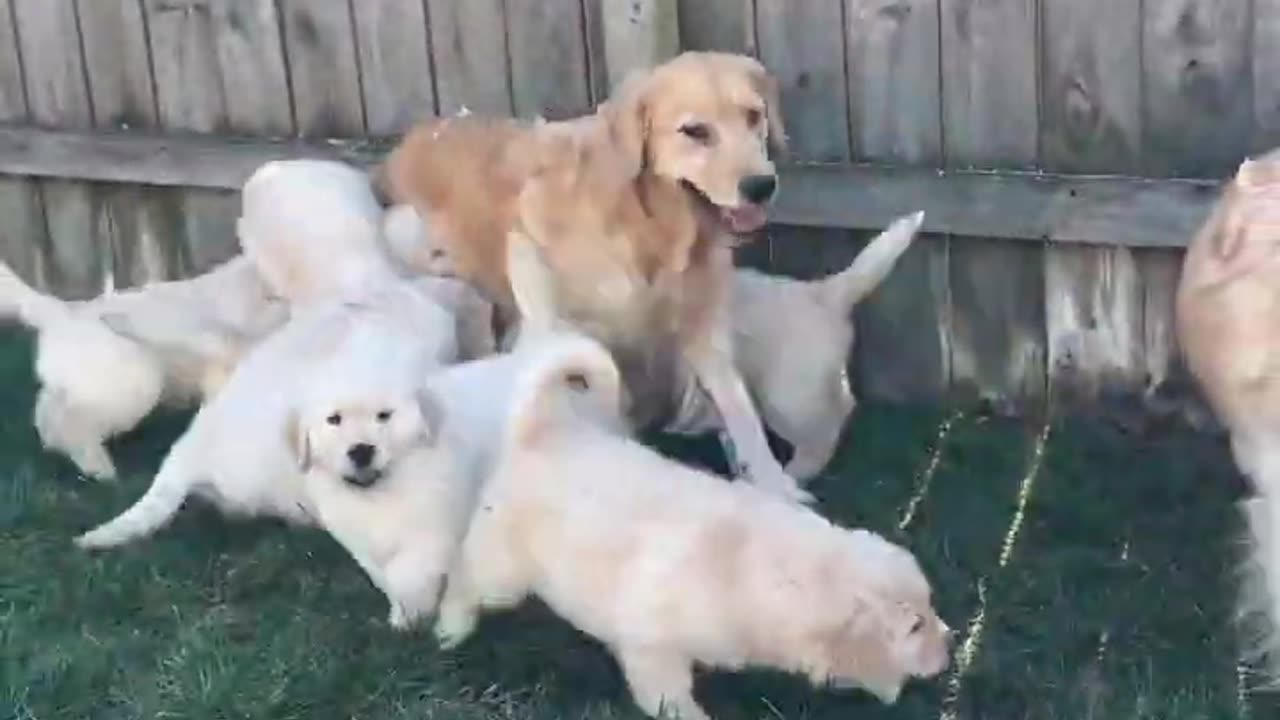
[811, 598, 907, 704]
[600, 70, 652, 178]
[285, 408, 312, 472]
[415, 387, 444, 446]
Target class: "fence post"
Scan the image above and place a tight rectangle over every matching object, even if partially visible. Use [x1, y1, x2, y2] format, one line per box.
[600, 0, 680, 91]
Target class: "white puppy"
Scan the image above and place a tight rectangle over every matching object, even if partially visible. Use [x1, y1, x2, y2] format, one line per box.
[433, 321, 952, 720]
[0, 256, 287, 480]
[74, 280, 457, 549]
[669, 211, 924, 480]
[238, 158, 401, 303]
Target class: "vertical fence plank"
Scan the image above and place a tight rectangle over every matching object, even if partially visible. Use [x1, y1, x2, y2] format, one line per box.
[279, 0, 365, 136]
[599, 0, 678, 91]
[211, 0, 293, 136]
[144, 0, 227, 133]
[677, 0, 751, 53]
[13, 0, 104, 298]
[0, 0, 45, 287]
[940, 0, 1045, 412]
[1142, 0, 1252, 178]
[504, 0, 592, 119]
[1256, 0, 1280, 153]
[352, 0, 435, 135]
[1041, 0, 1145, 407]
[844, 0, 949, 404]
[426, 0, 512, 116]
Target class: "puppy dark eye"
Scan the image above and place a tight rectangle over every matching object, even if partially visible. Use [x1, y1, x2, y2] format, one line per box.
[376, 410, 393, 423]
[745, 108, 763, 128]
[679, 122, 712, 143]
[326, 413, 342, 426]
[565, 372, 590, 392]
[909, 615, 925, 634]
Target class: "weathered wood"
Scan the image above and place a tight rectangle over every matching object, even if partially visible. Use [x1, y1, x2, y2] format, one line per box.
[279, 0, 365, 135]
[939, 0, 1045, 410]
[1138, 248, 1185, 395]
[0, 1, 45, 287]
[504, 0, 592, 119]
[677, 0, 751, 53]
[580, 0, 608, 103]
[1256, 0, 1280, 152]
[75, 0, 157, 129]
[143, 0, 226, 133]
[599, 0, 679, 90]
[13, 0, 103, 298]
[209, 0, 294, 136]
[425, 0, 513, 116]
[180, 188, 240, 271]
[0, 126, 1225, 248]
[845, 0, 942, 165]
[939, 0, 1038, 169]
[1142, 0, 1252, 178]
[1041, 0, 1145, 404]
[352, 0, 436, 135]
[843, 0, 949, 403]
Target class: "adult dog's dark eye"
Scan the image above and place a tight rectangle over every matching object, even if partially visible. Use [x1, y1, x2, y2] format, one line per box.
[326, 413, 343, 426]
[909, 615, 925, 634]
[745, 108, 763, 128]
[565, 372, 590, 392]
[376, 410, 393, 423]
[679, 122, 711, 143]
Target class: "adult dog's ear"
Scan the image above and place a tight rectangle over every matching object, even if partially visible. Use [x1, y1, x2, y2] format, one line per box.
[600, 69, 652, 178]
[415, 387, 444, 446]
[285, 409, 312, 472]
[745, 58, 788, 158]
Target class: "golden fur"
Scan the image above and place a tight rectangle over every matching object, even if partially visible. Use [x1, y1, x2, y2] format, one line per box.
[379, 51, 807, 501]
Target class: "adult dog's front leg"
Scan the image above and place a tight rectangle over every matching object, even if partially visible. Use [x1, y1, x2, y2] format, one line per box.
[684, 338, 813, 504]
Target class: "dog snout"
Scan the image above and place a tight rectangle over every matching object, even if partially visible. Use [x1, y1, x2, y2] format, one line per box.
[347, 442, 376, 469]
[739, 174, 777, 205]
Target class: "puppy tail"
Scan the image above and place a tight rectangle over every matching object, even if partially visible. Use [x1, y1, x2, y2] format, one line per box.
[505, 334, 624, 450]
[74, 440, 196, 549]
[1240, 489, 1280, 688]
[820, 210, 923, 311]
[0, 261, 69, 330]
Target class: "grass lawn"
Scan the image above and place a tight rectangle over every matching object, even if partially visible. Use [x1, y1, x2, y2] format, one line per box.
[2, 327, 1278, 720]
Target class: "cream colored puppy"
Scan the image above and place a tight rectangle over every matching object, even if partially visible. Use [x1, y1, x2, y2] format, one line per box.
[669, 211, 923, 480]
[0, 256, 286, 480]
[433, 327, 952, 720]
[238, 158, 401, 303]
[75, 281, 457, 549]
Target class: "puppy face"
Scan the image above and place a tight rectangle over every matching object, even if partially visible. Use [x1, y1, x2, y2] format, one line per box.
[292, 385, 441, 487]
[604, 52, 786, 235]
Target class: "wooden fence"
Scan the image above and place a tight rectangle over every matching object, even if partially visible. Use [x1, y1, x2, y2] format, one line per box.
[0, 0, 1267, 415]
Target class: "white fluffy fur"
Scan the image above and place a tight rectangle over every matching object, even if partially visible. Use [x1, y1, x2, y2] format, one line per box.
[433, 325, 952, 720]
[0, 256, 286, 480]
[669, 211, 923, 480]
[74, 280, 457, 549]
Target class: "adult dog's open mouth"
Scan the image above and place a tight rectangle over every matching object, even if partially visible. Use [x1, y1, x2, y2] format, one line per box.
[680, 181, 769, 235]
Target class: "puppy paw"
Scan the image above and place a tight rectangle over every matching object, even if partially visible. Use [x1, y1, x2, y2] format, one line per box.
[432, 610, 477, 650]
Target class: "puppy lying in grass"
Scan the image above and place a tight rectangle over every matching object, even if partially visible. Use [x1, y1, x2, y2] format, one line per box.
[75, 279, 458, 550]
[0, 256, 286, 480]
[433, 289, 952, 720]
[670, 210, 923, 480]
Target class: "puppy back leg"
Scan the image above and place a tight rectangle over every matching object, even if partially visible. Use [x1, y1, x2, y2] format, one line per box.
[34, 389, 118, 481]
[617, 647, 709, 720]
[433, 510, 530, 647]
[74, 438, 200, 549]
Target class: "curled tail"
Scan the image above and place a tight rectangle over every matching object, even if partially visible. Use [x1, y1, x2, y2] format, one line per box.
[820, 210, 924, 311]
[505, 334, 624, 450]
[74, 441, 197, 549]
[0, 262, 69, 329]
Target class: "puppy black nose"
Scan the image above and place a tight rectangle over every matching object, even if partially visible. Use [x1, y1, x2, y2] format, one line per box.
[347, 443, 376, 469]
[739, 174, 777, 204]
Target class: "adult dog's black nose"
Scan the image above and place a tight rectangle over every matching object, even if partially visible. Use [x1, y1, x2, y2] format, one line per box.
[347, 443, 376, 469]
[739, 174, 778, 204]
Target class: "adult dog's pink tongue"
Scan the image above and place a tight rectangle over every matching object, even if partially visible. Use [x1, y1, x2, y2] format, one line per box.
[722, 205, 768, 233]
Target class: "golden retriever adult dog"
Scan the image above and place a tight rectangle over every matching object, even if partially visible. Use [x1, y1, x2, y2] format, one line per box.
[380, 51, 810, 502]
[0, 256, 286, 480]
[1177, 151, 1280, 680]
[432, 332, 952, 720]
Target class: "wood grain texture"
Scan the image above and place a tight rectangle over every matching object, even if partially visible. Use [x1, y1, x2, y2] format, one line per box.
[13, 0, 103, 298]
[143, 0, 227, 133]
[600, 0, 679, 90]
[75, 0, 157, 129]
[843, 0, 949, 404]
[505, 0, 592, 119]
[1142, 0, 1252, 178]
[210, 0, 294, 135]
[938, 0, 1038, 169]
[1254, 0, 1280, 152]
[1041, 0, 1145, 405]
[352, 0, 436, 135]
[0, 1, 45, 287]
[939, 0, 1044, 410]
[279, 0, 365, 135]
[677, 0, 751, 53]
[426, 0, 512, 116]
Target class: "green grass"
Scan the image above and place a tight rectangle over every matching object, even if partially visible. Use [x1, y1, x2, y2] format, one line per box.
[1, 327, 1277, 719]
